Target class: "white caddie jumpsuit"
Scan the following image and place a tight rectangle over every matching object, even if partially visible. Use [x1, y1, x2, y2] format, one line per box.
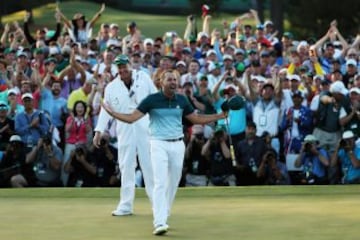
[95, 70, 157, 213]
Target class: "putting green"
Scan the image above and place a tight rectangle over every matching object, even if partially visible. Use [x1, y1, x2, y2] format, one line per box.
[0, 186, 359, 240]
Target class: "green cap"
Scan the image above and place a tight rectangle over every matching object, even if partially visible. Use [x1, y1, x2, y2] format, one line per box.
[33, 48, 44, 54]
[113, 54, 129, 65]
[283, 32, 294, 39]
[44, 57, 57, 65]
[4, 48, 15, 55]
[236, 62, 245, 72]
[188, 35, 197, 43]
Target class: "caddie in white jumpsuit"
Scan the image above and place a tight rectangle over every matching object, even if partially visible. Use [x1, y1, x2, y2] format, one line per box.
[101, 70, 226, 235]
[93, 55, 157, 215]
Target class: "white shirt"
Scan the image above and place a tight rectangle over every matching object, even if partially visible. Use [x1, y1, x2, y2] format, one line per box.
[95, 70, 157, 144]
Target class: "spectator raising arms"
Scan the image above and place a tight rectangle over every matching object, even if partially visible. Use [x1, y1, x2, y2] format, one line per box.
[56, 3, 105, 44]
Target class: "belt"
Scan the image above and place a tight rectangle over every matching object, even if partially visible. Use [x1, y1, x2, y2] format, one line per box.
[163, 137, 183, 142]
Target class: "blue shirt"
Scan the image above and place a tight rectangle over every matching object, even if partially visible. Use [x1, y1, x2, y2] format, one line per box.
[137, 92, 194, 140]
[214, 97, 246, 135]
[338, 146, 360, 183]
[40, 88, 68, 127]
[15, 110, 50, 145]
[300, 148, 329, 178]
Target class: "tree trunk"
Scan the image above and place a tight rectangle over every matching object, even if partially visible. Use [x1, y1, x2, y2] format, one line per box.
[256, 0, 264, 23]
[270, 0, 284, 36]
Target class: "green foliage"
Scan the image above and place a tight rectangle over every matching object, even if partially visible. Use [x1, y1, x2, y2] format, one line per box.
[286, 0, 360, 40]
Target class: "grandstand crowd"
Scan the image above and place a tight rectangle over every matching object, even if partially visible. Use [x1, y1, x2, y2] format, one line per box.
[0, 5, 359, 187]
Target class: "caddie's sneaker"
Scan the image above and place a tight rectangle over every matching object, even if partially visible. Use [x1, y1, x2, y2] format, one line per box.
[153, 225, 169, 236]
[111, 209, 133, 216]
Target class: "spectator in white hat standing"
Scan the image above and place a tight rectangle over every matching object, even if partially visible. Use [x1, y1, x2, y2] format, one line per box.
[313, 81, 351, 154]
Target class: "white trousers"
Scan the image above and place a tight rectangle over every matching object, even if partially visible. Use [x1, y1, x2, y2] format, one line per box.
[116, 130, 154, 213]
[150, 139, 185, 228]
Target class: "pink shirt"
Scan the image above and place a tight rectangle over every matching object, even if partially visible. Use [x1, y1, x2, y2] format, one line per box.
[65, 116, 91, 144]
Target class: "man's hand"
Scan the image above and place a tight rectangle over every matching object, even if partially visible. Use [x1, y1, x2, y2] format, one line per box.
[221, 100, 230, 114]
[93, 131, 102, 148]
[30, 117, 40, 128]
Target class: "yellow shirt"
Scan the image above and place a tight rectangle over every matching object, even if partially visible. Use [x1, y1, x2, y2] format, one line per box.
[67, 87, 89, 111]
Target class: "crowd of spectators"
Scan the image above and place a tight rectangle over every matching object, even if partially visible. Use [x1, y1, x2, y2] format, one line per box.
[0, 5, 359, 187]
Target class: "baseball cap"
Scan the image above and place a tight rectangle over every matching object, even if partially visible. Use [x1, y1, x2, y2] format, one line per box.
[192, 124, 204, 135]
[33, 48, 44, 55]
[290, 74, 301, 82]
[49, 46, 60, 56]
[4, 48, 16, 55]
[223, 54, 233, 61]
[251, 75, 266, 83]
[9, 135, 22, 143]
[0, 101, 8, 110]
[283, 32, 294, 39]
[256, 24, 264, 30]
[236, 62, 245, 72]
[223, 84, 238, 94]
[110, 23, 119, 29]
[346, 59, 357, 66]
[206, 50, 216, 57]
[175, 61, 186, 67]
[21, 93, 33, 100]
[330, 81, 348, 95]
[143, 38, 154, 46]
[7, 89, 17, 96]
[235, 48, 245, 55]
[349, 87, 360, 95]
[197, 32, 209, 39]
[113, 54, 129, 65]
[16, 51, 28, 58]
[342, 130, 355, 139]
[314, 74, 324, 81]
[61, 45, 71, 55]
[127, 21, 136, 28]
[264, 20, 273, 27]
[44, 57, 57, 65]
[304, 134, 318, 143]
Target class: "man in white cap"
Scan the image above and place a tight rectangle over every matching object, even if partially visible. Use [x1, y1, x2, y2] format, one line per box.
[294, 134, 330, 184]
[331, 130, 360, 184]
[313, 81, 351, 155]
[15, 93, 50, 151]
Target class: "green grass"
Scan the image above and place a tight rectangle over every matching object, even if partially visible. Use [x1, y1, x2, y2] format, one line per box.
[2, 1, 251, 39]
[0, 186, 359, 240]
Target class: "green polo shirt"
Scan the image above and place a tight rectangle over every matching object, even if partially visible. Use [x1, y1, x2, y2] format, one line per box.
[137, 91, 194, 140]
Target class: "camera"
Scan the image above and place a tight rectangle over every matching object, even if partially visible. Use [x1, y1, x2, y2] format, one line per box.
[42, 134, 52, 145]
[339, 139, 346, 148]
[75, 146, 85, 156]
[304, 142, 313, 153]
[100, 138, 107, 147]
[194, 133, 204, 141]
